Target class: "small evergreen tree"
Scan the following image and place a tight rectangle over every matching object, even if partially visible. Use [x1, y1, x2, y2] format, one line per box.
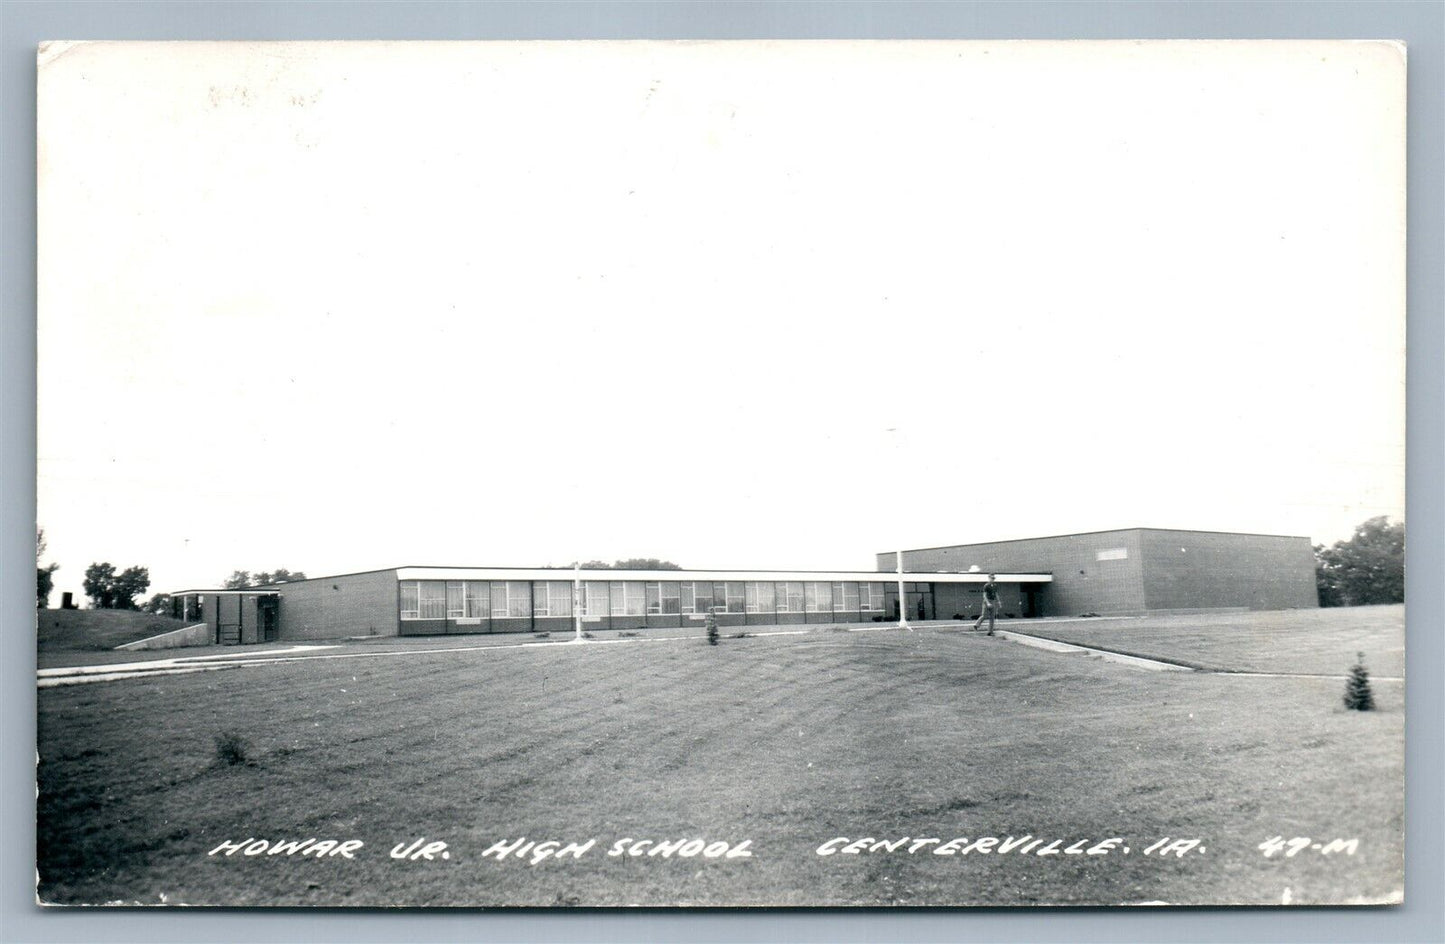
[1343, 652, 1375, 711]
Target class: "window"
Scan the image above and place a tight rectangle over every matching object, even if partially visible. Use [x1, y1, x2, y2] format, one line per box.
[508, 581, 531, 618]
[446, 581, 465, 619]
[491, 581, 534, 618]
[725, 582, 745, 613]
[585, 581, 609, 617]
[805, 581, 833, 612]
[418, 581, 445, 619]
[693, 581, 714, 613]
[639, 582, 684, 614]
[860, 583, 884, 611]
[400, 581, 420, 619]
[779, 581, 804, 612]
[465, 581, 488, 618]
[611, 581, 645, 616]
[746, 581, 775, 613]
[534, 581, 572, 617]
[680, 581, 696, 614]
[838, 582, 860, 611]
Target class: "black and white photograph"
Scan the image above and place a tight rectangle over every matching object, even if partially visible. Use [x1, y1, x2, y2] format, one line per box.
[34, 38, 1406, 909]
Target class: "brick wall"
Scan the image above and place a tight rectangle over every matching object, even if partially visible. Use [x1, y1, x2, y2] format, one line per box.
[885, 529, 1318, 615]
[888, 530, 1146, 616]
[1139, 530, 1318, 610]
[273, 570, 399, 641]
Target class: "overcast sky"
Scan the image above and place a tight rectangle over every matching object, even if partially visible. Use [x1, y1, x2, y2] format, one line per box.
[36, 40, 1406, 598]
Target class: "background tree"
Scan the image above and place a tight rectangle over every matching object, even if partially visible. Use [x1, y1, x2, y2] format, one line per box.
[83, 562, 117, 609]
[37, 527, 60, 608]
[223, 568, 307, 588]
[111, 566, 151, 609]
[141, 592, 173, 616]
[1314, 516, 1405, 607]
[569, 559, 683, 570]
[82, 562, 151, 609]
[253, 569, 306, 585]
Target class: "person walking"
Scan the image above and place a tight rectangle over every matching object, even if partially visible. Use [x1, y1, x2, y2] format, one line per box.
[973, 574, 1000, 635]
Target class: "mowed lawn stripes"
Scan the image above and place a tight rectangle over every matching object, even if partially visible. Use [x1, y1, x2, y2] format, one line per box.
[37, 613, 1403, 906]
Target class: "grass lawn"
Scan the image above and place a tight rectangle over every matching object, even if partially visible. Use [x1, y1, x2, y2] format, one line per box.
[36, 611, 1404, 907]
[36, 608, 190, 654]
[1019, 605, 1404, 677]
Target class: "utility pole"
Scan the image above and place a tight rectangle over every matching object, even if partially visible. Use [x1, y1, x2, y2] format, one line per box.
[572, 562, 584, 643]
[897, 549, 911, 631]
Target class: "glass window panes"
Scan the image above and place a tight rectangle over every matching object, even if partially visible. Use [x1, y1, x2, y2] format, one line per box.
[507, 581, 531, 618]
[746, 581, 775, 613]
[419, 581, 445, 619]
[465, 581, 487, 618]
[625, 582, 645, 616]
[804, 581, 832, 612]
[542, 581, 572, 617]
[586, 581, 609, 616]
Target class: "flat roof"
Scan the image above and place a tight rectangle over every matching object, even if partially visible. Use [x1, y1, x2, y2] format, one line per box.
[887, 526, 1313, 554]
[168, 588, 282, 595]
[172, 567, 1055, 595]
[395, 567, 1052, 584]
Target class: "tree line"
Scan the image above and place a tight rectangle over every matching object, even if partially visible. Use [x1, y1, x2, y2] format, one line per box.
[1314, 516, 1404, 607]
[36, 531, 308, 614]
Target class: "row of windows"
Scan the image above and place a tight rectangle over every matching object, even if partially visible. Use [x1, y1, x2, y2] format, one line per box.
[399, 580, 889, 621]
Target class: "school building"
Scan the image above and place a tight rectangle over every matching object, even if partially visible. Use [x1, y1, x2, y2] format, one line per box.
[168, 528, 1316, 646]
[167, 567, 1053, 645]
[883, 527, 1319, 617]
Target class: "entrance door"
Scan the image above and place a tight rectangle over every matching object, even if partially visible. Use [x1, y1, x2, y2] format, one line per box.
[259, 596, 279, 642]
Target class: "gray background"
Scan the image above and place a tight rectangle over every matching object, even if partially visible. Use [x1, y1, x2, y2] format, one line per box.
[3, 2, 1440, 942]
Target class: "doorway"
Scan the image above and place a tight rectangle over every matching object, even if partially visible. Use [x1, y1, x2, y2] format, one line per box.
[259, 596, 279, 642]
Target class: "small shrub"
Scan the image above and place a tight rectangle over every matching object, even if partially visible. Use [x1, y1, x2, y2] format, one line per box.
[532, 632, 550, 639]
[1343, 652, 1375, 711]
[213, 731, 253, 767]
[618, 631, 639, 637]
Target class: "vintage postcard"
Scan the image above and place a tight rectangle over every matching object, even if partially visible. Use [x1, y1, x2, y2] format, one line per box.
[36, 40, 1405, 907]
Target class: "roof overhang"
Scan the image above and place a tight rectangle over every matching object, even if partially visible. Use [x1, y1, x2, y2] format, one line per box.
[168, 588, 283, 595]
[394, 567, 1052, 584]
